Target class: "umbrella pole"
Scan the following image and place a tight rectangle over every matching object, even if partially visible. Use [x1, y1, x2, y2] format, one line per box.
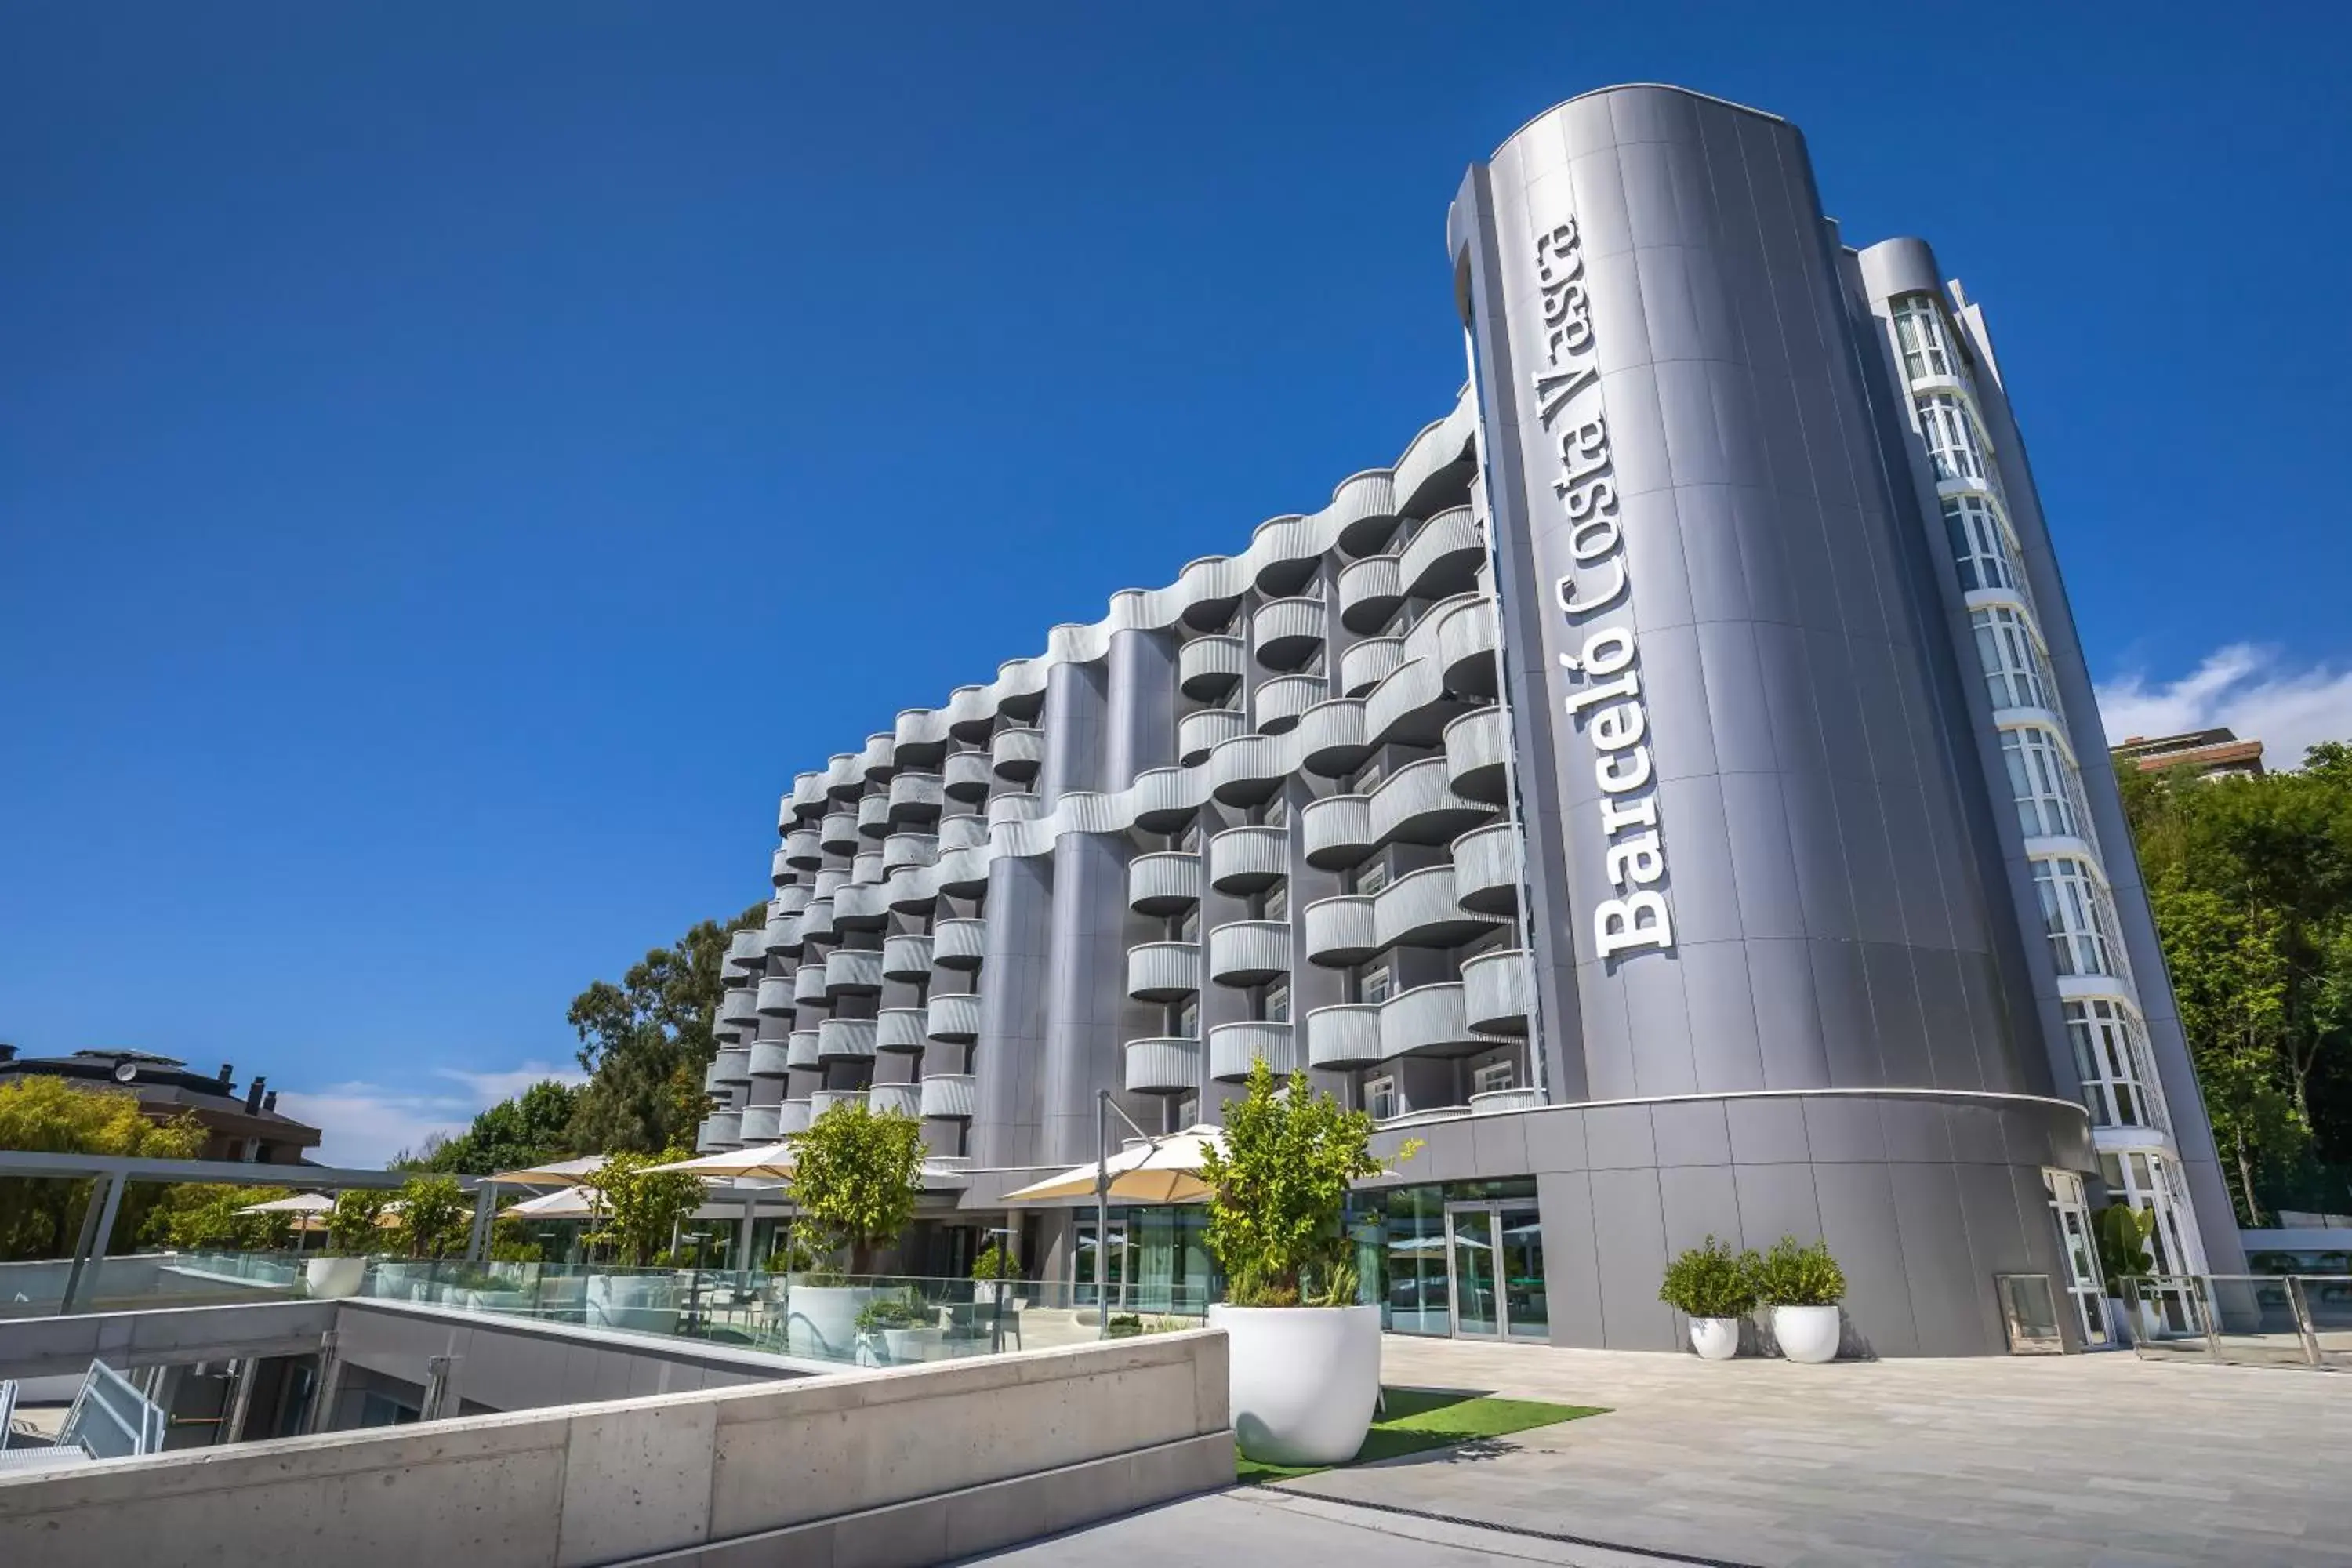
[1096, 1090, 1109, 1341]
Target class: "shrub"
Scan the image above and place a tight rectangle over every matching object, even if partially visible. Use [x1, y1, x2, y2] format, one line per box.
[325, 1190, 388, 1256]
[855, 1291, 932, 1331]
[1750, 1236, 1846, 1307]
[789, 1102, 925, 1275]
[2094, 1203, 2155, 1285]
[583, 1150, 708, 1268]
[394, 1174, 471, 1260]
[1658, 1236, 1759, 1319]
[971, 1242, 1016, 1282]
[1200, 1059, 1396, 1307]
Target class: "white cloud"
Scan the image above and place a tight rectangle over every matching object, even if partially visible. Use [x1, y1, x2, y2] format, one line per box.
[2096, 644, 2352, 769]
[279, 1059, 588, 1170]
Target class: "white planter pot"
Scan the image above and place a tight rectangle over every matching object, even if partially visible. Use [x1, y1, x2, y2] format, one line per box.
[1208, 1303, 1382, 1466]
[2104, 1296, 2132, 1347]
[1772, 1304, 1841, 1363]
[972, 1280, 1004, 1305]
[304, 1256, 367, 1300]
[372, 1262, 430, 1301]
[586, 1273, 681, 1335]
[881, 1326, 944, 1364]
[1688, 1316, 1740, 1360]
[787, 1285, 877, 1360]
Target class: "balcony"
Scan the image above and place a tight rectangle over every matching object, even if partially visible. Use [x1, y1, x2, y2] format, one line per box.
[987, 792, 1043, 828]
[738, 1103, 782, 1143]
[1463, 947, 1535, 1035]
[1252, 597, 1327, 671]
[1207, 920, 1289, 987]
[706, 1109, 743, 1149]
[786, 1031, 821, 1071]
[935, 918, 986, 970]
[1295, 698, 1370, 779]
[818, 1017, 877, 1062]
[1254, 673, 1326, 736]
[856, 793, 890, 840]
[858, 731, 895, 784]
[1438, 595, 1501, 698]
[1451, 822, 1523, 916]
[713, 1044, 753, 1085]
[1178, 635, 1245, 701]
[1338, 554, 1405, 633]
[719, 988, 759, 1028]
[811, 1089, 867, 1118]
[1178, 706, 1245, 767]
[881, 833, 938, 874]
[793, 962, 827, 1006]
[938, 812, 989, 852]
[1306, 1004, 1381, 1069]
[1375, 865, 1500, 949]
[1381, 982, 1494, 1061]
[868, 1082, 923, 1119]
[1303, 895, 1379, 966]
[851, 850, 885, 886]
[943, 750, 993, 803]
[747, 1038, 793, 1079]
[799, 898, 837, 943]
[1366, 655, 1451, 747]
[1340, 636, 1404, 698]
[819, 811, 858, 855]
[1209, 1020, 1298, 1083]
[776, 1100, 814, 1136]
[945, 684, 995, 744]
[920, 1073, 977, 1120]
[1471, 1087, 1543, 1115]
[783, 827, 822, 870]
[893, 708, 949, 770]
[762, 908, 800, 959]
[1399, 506, 1483, 601]
[1130, 768, 1194, 833]
[1127, 941, 1202, 1002]
[1208, 826, 1288, 895]
[728, 928, 765, 973]
[882, 934, 933, 982]
[695, 1117, 717, 1155]
[887, 770, 944, 824]
[1369, 757, 1494, 848]
[877, 1007, 928, 1054]
[815, 868, 850, 900]
[1124, 1037, 1202, 1095]
[835, 880, 889, 930]
[1443, 706, 1510, 804]
[826, 947, 884, 997]
[991, 725, 1044, 783]
[771, 844, 793, 886]
[1301, 794, 1374, 869]
[1128, 851, 1202, 915]
[928, 991, 982, 1043]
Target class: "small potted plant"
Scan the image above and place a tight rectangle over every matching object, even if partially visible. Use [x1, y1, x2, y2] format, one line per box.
[306, 1191, 386, 1299]
[784, 1101, 925, 1359]
[1752, 1236, 1846, 1363]
[1658, 1236, 1758, 1359]
[2095, 1203, 2158, 1345]
[970, 1242, 1016, 1305]
[855, 1290, 940, 1364]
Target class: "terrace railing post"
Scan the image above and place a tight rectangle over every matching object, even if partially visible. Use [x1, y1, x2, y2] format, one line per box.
[2286, 1276, 2323, 1367]
[60, 1171, 127, 1315]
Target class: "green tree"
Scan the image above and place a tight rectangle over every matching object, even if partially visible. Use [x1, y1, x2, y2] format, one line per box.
[413, 1080, 583, 1175]
[325, 1189, 390, 1255]
[1199, 1059, 1388, 1307]
[392, 1174, 470, 1260]
[565, 902, 767, 1153]
[583, 1149, 708, 1267]
[0, 1079, 205, 1261]
[139, 1185, 297, 1251]
[786, 1101, 924, 1275]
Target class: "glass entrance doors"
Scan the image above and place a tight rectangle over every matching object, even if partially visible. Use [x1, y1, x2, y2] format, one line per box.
[1074, 1217, 1127, 1309]
[1445, 1203, 1548, 1341]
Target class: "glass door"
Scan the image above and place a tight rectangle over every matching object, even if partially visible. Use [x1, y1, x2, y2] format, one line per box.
[1497, 1206, 1549, 1341]
[1446, 1206, 1501, 1337]
[1074, 1217, 1127, 1310]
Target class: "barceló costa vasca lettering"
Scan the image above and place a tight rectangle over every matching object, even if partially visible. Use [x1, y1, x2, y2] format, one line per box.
[1528, 217, 1673, 960]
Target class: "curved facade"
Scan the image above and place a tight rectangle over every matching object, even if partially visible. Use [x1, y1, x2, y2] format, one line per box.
[698, 82, 2240, 1356]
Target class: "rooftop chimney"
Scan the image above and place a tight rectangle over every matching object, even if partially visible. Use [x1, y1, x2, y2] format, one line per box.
[0, 1044, 16, 1064]
[244, 1075, 267, 1115]
[263, 1091, 278, 1113]
[218, 1062, 234, 1085]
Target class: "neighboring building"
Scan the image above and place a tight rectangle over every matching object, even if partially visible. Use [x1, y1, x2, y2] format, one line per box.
[0, 1047, 320, 1165]
[2112, 728, 2266, 779]
[699, 83, 2244, 1356]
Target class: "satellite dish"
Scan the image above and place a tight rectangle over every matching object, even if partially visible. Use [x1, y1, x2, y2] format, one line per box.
[113, 1061, 138, 1083]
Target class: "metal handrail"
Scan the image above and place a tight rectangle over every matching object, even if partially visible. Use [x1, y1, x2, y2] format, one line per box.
[2123, 1273, 2350, 1370]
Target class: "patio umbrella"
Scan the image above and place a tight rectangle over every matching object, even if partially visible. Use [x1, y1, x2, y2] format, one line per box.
[642, 1142, 799, 1180]
[234, 1192, 336, 1216]
[486, 1155, 609, 1187]
[506, 1186, 599, 1219]
[1000, 1125, 1225, 1206]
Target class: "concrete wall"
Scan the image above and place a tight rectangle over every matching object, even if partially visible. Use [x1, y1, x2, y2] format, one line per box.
[0, 1328, 1234, 1568]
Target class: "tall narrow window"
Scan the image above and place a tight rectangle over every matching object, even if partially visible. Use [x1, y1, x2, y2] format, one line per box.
[1363, 1075, 1399, 1120]
[1171, 996, 1199, 1040]
[1357, 961, 1394, 1005]
[1352, 857, 1391, 897]
[2033, 855, 2120, 978]
[1915, 391, 1989, 484]
[1262, 978, 1290, 1025]
[2065, 996, 2166, 1132]
[2000, 724, 2090, 842]
[1258, 881, 1288, 924]
[1943, 495, 2025, 597]
[1972, 604, 2057, 713]
[1260, 793, 1287, 829]
[1893, 294, 1955, 381]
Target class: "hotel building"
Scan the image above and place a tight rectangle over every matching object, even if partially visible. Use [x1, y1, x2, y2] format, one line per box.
[698, 84, 2243, 1356]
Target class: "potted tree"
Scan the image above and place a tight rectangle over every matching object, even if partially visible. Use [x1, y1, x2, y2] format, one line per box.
[970, 1241, 1017, 1305]
[2096, 1203, 2158, 1345]
[855, 1290, 942, 1364]
[783, 1101, 924, 1359]
[1201, 1060, 1393, 1466]
[306, 1191, 386, 1300]
[393, 1174, 471, 1300]
[583, 1150, 707, 1334]
[1659, 1236, 1759, 1359]
[1753, 1236, 1846, 1363]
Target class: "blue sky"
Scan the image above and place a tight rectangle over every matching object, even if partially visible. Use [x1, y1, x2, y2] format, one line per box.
[4, 4, 2345, 1164]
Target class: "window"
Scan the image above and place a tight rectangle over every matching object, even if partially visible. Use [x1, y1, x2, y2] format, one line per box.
[1357, 961, 1394, 1004]
[1353, 762, 1385, 795]
[1262, 978, 1290, 1024]
[1915, 391, 1989, 484]
[1171, 996, 1200, 1039]
[2042, 1169, 2111, 1347]
[1174, 1094, 1200, 1129]
[1942, 495, 2025, 597]
[2066, 997, 2167, 1132]
[2100, 1148, 2204, 1332]
[1259, 793, 1287, 829]
[2033, 854, 2122, 979]
[1893, 294, 1956, 381]
[2000, 724, 2090, 842]
[1175, 818, 1202, 853]
[1351, 857, 1391, 897]
[1972, 604, 2057, 713]
[1257, 881, 1288, 923]
[1363, 1075, 1399, 1120]
[1174, 906, 1200, 943]
[1472, 1060, 1516, 1096]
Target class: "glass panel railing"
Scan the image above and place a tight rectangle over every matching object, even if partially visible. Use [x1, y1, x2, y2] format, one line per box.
[2125, 1274, 2352, 1369]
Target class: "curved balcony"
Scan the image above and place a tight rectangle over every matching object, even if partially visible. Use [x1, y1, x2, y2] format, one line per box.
[867, 1082, 924, 1120]
[814, 868, 850, 900]
[1252, 596, 1327, 672]
[748, 1038, 793, 1078]
[782, 827, 822, 870]
[1452, 822, 1523, 915]
[893, 710, 949, 771]
[1207, 920, 1289, 987]
[934, 814, 985, 854]
[945, 685, 995, 745]
[705, 1109, 743, 1149]
[793, 962, 827, 1007]
[786, 1031, 822, 1071]
[1303, 896, 1377, 967]
[1366, 656, 1451, 747]
[1209, 1020, 1297, 1083]
[763, 913, 800, 961]
[713, 1044, 753, 1084]
[1381, 982, 1494, 1062]
[798, 898, 837, 943]
[858, 731, 896, 784]
[695, 1117, 719, 1156]
[1463, 948, 1535, 1035]
[1340, 636, 1405, 698]
[1328, 467, 1402, 557]
[1438, 595, 1501, 698]
[825, 947, 884, 997]
[818, 810, 858, 855]
[1178, 635, 1245, 701]
[738, 1104, 782, 1144]
[927, 992, 982, 1044]
[1129, 851, 1202, 915]
[1207, 735, 1282, 811]
[877, 1007, 929, 1054]
[1301, 794, 1374, 869]
[1297, 699, 1371, 779]
[1306, 1004, 1381, 1069]
[1254, 673, 1327, 736]
[881, 934, 934, 983]
[755, 976, 795, 1017]
[1250, 515, 1322, 598]
[943, 750, 992, 803]
[856, 793, 891, 840]
[987, 792, 1042, 827]
[880, 832, 938, 874]
[885, 770, 944, 826]
[1399, 506, 1483, 601]
[818, 1016, 877, 1062]
[920, 1073, 977, 1120]
[1368, 757, 1494, 848]
[1127, 941, 1202, 1002]
[1471, 1087, 1544, 1115]
[1125, 1037, 1202, 1096]
[835, 880, 889, 931]
[851, 850, 885, 886]
[1375, 865, 1500, 949]
[776, 1100, 814, 1136]
[1178, 706, 1245, 767]
[811, 1089, 867, 1118]
[728, 929, 765, 973]
[935, 918, 986, 970]
[990, 725, 1045, 783]
[1338, 554, 1406, 633]
[1130, 768, 1193, 834]
[771, 845, 793, 887]
[712, 1013, 743, 1045]
[719, 987, 759, 1028]
[1208, 826, 1289, 895]
[1443, 706, 1510, 804]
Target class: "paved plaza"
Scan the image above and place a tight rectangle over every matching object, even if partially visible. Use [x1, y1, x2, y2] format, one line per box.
[971, 1334, 2351, 1567]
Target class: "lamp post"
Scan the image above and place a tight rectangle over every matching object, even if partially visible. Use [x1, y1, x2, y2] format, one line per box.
[1094, 1088, 1161, 1341]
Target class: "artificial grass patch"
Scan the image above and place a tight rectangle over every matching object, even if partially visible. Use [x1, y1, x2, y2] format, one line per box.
[1236, 1386, 1605, 1483]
